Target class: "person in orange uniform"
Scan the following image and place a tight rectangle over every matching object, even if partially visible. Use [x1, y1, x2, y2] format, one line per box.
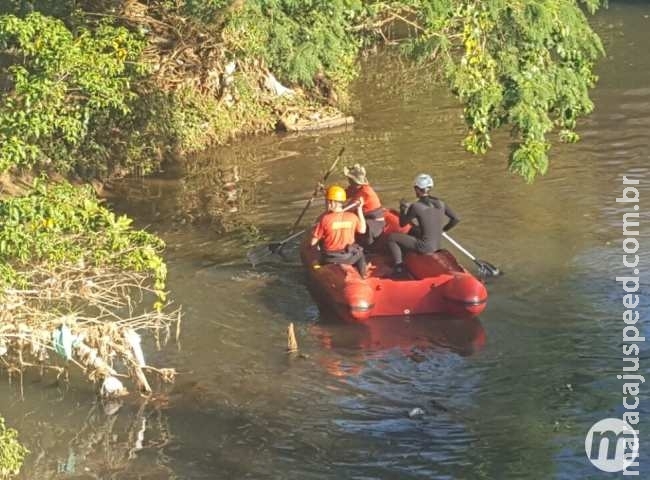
[311, 185, 368, 277]
[343, 164, 385, 247]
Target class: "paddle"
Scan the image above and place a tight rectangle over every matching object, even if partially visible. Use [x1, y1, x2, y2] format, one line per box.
[286, 146, 345, 235]
[246, 229, 304, 267]
[442, 232, 501, 278]
[247, 201, 360, 266]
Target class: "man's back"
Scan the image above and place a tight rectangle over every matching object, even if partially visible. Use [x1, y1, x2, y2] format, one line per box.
[313, 211, 360, 252]
[409, 199, 445, 246]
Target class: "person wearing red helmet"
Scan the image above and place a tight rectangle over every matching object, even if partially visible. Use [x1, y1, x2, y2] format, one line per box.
[387, 174, 460, 276]
[311, 185, 368, 277]
[343, 163, 385, 247]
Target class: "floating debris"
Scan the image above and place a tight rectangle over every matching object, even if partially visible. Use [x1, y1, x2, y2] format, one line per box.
[287, 323, 299, 354]
[100, 376, 128, 399]
[408, 407, 426, 419]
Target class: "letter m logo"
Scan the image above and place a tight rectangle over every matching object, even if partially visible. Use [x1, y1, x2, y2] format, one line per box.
[586, 418, 637, 472]
[588, 429, 627, 462]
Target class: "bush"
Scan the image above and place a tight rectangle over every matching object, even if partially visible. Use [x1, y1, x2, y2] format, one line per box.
[0, 179, 167, 306]
[0, 12, 146, 175]
[0, 1, 606, 182]
[0, 417, 27, 479]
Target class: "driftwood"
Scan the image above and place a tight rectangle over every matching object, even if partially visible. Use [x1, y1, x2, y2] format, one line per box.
[279, 115, 355, 132]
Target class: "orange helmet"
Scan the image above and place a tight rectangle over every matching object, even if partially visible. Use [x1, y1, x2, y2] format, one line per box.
[326, 185, 346, 202]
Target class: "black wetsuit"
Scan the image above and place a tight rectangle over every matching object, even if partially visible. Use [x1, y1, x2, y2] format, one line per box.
[387, 196, 459, 265]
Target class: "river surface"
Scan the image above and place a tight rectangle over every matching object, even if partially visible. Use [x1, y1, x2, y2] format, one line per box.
[3, 3, 650, 479]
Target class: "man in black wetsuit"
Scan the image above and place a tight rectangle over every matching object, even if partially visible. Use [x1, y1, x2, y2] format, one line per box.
[386, 173, 460, 275]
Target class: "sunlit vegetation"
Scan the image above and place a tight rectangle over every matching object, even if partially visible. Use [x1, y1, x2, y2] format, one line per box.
[0, 180, 166, 299]
[0, 180, 179, 408]
[0, 12, 147, 176]
[0, 417, 27, 479]
[355, 0, 604, 181]
[0, 1, 604, 181]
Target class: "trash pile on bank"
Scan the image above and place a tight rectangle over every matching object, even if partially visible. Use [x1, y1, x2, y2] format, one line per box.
[0, 264, 180, 398]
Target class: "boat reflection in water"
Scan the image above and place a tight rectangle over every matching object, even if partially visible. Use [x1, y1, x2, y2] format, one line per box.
[311, 315, 486, 378]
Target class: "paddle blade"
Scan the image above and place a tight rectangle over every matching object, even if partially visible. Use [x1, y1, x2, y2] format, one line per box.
[476, 259, 501, 278]
[246, 244, 276, 267]
[246, 241, 291, 266]
[246, 229, 308, 266]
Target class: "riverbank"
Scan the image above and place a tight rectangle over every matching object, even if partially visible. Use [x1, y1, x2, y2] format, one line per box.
[0, 178, 182, 476]
[1, 1, 605, 183]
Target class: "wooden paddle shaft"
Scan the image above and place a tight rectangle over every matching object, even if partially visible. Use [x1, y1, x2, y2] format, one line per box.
[288, 147, 345, 234]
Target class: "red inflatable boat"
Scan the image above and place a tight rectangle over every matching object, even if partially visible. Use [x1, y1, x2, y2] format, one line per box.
[300, 210, 488, 322]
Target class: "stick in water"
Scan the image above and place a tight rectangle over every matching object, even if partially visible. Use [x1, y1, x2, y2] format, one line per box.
[287, 323, 298, 353]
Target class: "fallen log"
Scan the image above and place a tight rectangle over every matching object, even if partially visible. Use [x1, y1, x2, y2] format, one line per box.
[278, 114, 355, 132]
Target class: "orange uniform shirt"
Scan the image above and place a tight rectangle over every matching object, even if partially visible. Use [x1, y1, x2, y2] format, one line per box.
[312, 211, 361, 252]
[346, 185, 382, 213]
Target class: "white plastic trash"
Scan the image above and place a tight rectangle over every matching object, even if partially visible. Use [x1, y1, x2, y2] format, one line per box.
[264, 72, 294, 97]
[222, 60, 237, 87]
[125, 329, 146, 367]
[224, 60, 237, 76]
[100, 376, 125, 398]
[408, 407, 425, 418]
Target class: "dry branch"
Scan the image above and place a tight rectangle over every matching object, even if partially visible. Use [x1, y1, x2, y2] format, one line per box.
[0, 262, 180, 396]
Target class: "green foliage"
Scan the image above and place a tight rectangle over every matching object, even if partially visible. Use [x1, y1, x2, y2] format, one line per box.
[118, 76, 277, 165]
[179, 0, 233, 20]
[0, 12, 145, 175]
[0, 1, 606, 182]
[370, 0, 605, 181]
[223, 0, 362, 88]
[0, 179, 167, 305]
[185, 0, 607, 181]
[0, 417, 27, 479]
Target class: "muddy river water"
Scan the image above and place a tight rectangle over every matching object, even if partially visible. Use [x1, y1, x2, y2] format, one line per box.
[2, 2, 650, 479]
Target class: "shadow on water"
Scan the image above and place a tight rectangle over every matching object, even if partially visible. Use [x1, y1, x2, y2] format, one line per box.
[9, 385, 297, 479]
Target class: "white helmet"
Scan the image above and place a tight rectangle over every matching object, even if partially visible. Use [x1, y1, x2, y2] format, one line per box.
[413, 173, 434, 190]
